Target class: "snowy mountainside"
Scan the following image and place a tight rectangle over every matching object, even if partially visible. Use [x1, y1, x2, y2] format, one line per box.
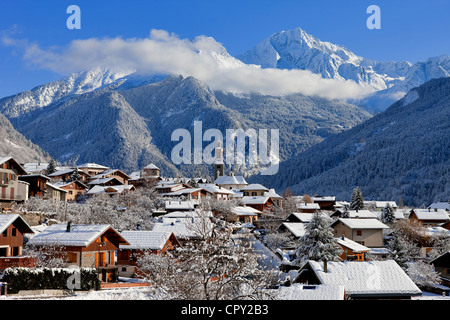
[0, 74, 371, 175]
[0, 68, 133, 119]
[251, 77, 450, 207]
[0, 113, 51, 163]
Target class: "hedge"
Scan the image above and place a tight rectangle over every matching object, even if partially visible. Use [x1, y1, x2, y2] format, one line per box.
[2, 267, 101, 294]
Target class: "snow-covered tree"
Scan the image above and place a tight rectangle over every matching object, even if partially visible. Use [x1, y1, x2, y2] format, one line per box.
[350, 186, 364, 210]
[387, 230, 411, 270]
[294, 212, 342, 264]
[137, 228, 279, 300]
[381, 203, 396, 224]
[406, 260, 441, 288]
[46, 159, 57, 175]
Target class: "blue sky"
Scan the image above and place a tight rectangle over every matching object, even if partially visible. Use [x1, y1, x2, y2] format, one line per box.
[1, 0, 449, 98]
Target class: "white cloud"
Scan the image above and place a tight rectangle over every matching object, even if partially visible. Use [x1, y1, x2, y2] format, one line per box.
[3, 29, 374, 100]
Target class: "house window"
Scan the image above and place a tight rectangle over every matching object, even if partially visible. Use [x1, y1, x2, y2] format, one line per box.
[2, 229, 7, 237]
[356, 230, 362, 236]
[66, 252, 78, 263]
[12, 228, 17, 236]
[252, 192, 257, 196]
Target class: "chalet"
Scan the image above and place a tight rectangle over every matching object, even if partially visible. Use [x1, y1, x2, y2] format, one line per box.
[228, 206, 261, 224]
[294, 260, 422, 299]
[77, 163, 110, 176]
[198, 183, 235, 200]
[331, 218, 389, 248]
[53, 180, 88, 201]
[214, 173, 248, 190]
[88, 177, 124, 187]
[90, 169, 131, 185]
[86, 184, 135, 196]
[0, 157, 29, 208]
[28, 222, 129, 283]
[45, 183, 68, 202]
[241, 196, 273, 212]
[117, 231, 180, 277]
[265, 189, 284, 208]
[140, 163, 160, 179]
[155, 180, 189, 194]
[408, 208, 450, 227]
[336, 236, 370, 261]
[296, 202, 320, 213]
[0, 214, 35, 270]
[240, 184, 269, 197]
[18, 174, 50, 198]
[312, 196, 336, 211]
[48, 168, 91, 183]
[330, 209, 378, 219]
[430, 251, 450, 287]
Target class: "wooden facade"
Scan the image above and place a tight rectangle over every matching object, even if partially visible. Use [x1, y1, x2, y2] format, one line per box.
[18, 174, 50, 198]
[0, 157, 28, 208]
[0, 214, 35, 270]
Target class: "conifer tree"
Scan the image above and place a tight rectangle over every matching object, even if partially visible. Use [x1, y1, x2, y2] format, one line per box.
[381, 203, 396, 224]
[295, 211, 342, 264]
[350, 186, 364, 210]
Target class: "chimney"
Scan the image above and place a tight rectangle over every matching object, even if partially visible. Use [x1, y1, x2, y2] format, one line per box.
[66, 221, 72, 232]
[323, 260, 328, 273]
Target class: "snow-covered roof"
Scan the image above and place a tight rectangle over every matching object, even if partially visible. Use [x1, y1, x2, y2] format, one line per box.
[287, 213, 316, 223]
[300, 260, 422, 298]
[214, 175, 247, 186]
[337, 236, 370, 253]
[48, 168, 76, 176]
[296, 202, 320, 210]
[231, 206, 261, 216]
[276, 283, 345, 300]
[77, 163, 110, 170]
[0, 214, 34, 235]
[119, 231, 174, 250]
[91, 169, 131, 179]
[46, 182, 68, 193]
[333, 218, 389, 230]
[312, 196, 336, 202]
[88, 177, 123, 185]
[28, 223, 125, 247]
[152, 218, 212, 239]
[164, 200, 197, 210]
[143, 163, 159, 170]
[428, 202, 450, 211]
[86, 184, 134, 195]
[281, 222, 307, 238]
[242, 196, 271, 205]
[264, 188, 283, 199]
[411, 209, 449, 221]
[198, 184, 235, 195]
[334, 210, 378, 219]
[240, 183, 269, 191]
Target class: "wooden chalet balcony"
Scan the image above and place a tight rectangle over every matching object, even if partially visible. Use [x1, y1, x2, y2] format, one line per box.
[0, 256, 36, 270]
